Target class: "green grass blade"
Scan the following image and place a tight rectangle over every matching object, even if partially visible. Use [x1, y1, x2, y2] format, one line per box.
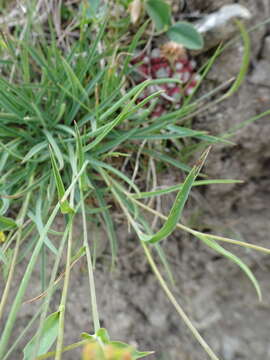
[60, 56, 89, 100]
[225, 20, 250, 97]
[223, 109, 270, 138]
[167, 125, 234, 145]
[0, 215, 17, 231]
[197, 234, 262, 301]
[93, 128, 138, 156]
[121, 20, 150, 76]
[22, 142, 48, 163]
[140, 147, 210, 243]
[0, 205, 61, 358]
[27, 211, 57, 255]
[133, 179, 243, 199]
[49, 148, 74, 214]
[2, 309, 42, 360]
[66, 71, 105, 125]
[97, 78, 180, 124]
[88, 157, 140, 194]
[44, 131, 64, 170]
[95, 189, 118, 264]
[75, 123, 88, 191]
[141, 149, 191, 173]
[23, 311, 60, 360]
[24, 45, 57, 84]
[154, 244, 175, 286]
[0, 246, 7, 264]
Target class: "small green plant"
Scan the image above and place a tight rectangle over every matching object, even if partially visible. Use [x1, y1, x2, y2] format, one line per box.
[0, 2, 270, 360]
[81, 329, 152, 360]
[128, 0, 204, 49]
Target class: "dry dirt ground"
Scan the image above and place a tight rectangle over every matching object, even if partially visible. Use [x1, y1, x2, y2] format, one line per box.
[2, 0, 270, 359]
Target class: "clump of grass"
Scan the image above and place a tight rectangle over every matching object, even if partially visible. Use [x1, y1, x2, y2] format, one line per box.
[0, 2, 270, 360]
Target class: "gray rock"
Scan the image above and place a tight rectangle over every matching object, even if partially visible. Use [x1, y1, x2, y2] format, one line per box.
[250, 60, 270, 87]
[192, 4, 251, 53]
[221, 335, 241, 360]
[148, 308, 168, 328]
[262, 36, 270, 60]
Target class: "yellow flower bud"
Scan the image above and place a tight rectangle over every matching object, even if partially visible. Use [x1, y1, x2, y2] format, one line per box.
[0, 231, 6, 243]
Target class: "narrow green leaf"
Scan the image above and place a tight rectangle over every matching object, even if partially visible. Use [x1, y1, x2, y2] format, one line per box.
[50, 150, 65, 199]
[0, 215, 17, 231]
[50, 148, 74, 214]
[145, 0, 171, 31]
[93, 128, 138, 156]
[0, 140, 24, 160]
[44, 131, 64, 170]
[167, 22, 204, 50]
[22, 142, 47, 163]
[88, 157, 140, 194]
[24, 45, 57, 84]
[97, 78, 180, 124]
[96, 328, 110, 344]
[71, 246, 86, 263]
[28, 211, 58, 255]
[121, 20, 150, 76]
[224, 109, 270, 138]
[95, 189, 118, 263]
[84, 84, 162, 152]
[0, 197, 10, 216]
[140, 147, 210, 243]
[85, 206, 110, 215]
[225, 20, 250, 97]
[142, 148, 191, 173]
[155, 243, 175, 286]
[23, 311, 60, 360]
[167, 125, 234, 145]
[66, 71, 104, 125]
[61, 56, 89, 100]
[197, 234, 262, 301]
[133, 179, 243, 199]
[75, 123, 87, 190]
[81, 333, 95, 341]
[31, 103, 47, 128]
[77, 18, 108, 83]
[109, 341, 153, 359]
[0, 123, 32, 141]
[54, 103, 66, 125]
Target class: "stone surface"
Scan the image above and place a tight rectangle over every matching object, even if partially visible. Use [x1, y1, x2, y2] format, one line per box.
[263, 36, 270, 60]
[250, 60, 270, 86]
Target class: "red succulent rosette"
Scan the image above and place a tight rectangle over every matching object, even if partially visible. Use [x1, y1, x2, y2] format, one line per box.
[131, 47, 200, 117]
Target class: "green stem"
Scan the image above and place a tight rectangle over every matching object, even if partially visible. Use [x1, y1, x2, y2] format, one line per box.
[80, 184, 100, 333]
[0, 203, 60, 359]
[41, 244, 47, 291]
[36, 340, 88, 360]
[0, 164, 87, 358]
[31, 219, 73, 360]
[0, 179, 33, 322]
[131, 197, 270, 255]
[54, 211, 74, 360]
[2, 308, 42, 360]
